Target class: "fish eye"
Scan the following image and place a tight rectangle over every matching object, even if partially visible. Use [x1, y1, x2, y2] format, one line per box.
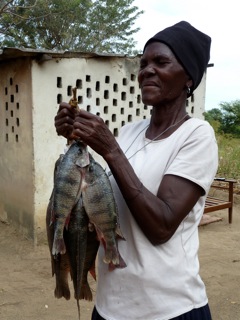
[89, 164, 94, 172]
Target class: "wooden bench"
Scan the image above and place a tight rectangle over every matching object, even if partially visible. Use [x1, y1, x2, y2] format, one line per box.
[204, 178, 236, 223]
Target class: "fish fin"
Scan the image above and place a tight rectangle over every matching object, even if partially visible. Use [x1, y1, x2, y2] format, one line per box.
[89, 264, 97, 281]
[108, 254, 127, 271]
[115, 226, 126, 241]
[103, 244, 120, 265]
[76, 299, 80, 320]
[80, 283, 93, 301]
[108, 262, 116, 272]
[64, 213, 72, 230]
[51, 256, 56, 276]
[54, 283, 71, 300]
[52, 238, 66, 255]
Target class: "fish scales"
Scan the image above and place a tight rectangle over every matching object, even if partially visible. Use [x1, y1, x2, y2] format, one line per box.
[52, 141, 89, 256]
[46, 155, 71, 300]
[47, 140, 126, 319]
[82, 158, 126, 269]
[80, 227, 99, 301]
[65, 195, 88, 320]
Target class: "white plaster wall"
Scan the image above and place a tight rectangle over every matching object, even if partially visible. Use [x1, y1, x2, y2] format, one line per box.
[0, 58, 35, 238]
[187, 73, 207, 119]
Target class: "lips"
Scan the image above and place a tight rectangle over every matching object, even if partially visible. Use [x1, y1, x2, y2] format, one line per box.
[141, 81, 159, 88]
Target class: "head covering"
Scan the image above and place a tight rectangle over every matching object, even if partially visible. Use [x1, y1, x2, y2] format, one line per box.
[143, 21, 211, 96]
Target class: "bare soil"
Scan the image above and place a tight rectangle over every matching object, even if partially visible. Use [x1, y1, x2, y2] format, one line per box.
[0, 197, 240, 320]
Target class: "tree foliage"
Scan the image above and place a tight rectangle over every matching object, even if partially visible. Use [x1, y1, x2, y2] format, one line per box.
[204, 100, 240, 138]
[0, 0, 143, 54]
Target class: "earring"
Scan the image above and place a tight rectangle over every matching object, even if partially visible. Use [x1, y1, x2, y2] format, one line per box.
[186, 86, 191, 96]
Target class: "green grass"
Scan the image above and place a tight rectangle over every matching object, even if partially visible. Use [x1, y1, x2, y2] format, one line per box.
[216, 133, 240, 179]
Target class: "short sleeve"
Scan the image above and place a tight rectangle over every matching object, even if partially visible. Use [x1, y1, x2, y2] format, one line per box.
[165, 122, 218, 194]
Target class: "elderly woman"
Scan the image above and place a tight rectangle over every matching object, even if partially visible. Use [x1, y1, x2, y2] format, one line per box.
[55, 21, 218, 320]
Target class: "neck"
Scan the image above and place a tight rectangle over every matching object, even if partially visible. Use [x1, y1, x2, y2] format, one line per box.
[146, 112, 189, 140]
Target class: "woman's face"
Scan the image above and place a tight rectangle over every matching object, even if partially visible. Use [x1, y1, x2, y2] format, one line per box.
[138, 42, 192, 106]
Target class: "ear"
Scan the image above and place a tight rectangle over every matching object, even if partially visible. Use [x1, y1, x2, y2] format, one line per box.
[186, 79, 193, 88]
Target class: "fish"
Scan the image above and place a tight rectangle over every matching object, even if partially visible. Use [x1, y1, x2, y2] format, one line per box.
[51, 140, 90, 256]
[64, 195, 88, 320]
[47, 138, 126, 319]
[47, 151, 99, 315]
[80, 225, 99, 301]
[46, 154, 71, 300]
[81, 156, 126, 270]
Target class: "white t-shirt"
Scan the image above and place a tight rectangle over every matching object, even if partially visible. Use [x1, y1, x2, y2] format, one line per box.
[95, 118, 218, 320]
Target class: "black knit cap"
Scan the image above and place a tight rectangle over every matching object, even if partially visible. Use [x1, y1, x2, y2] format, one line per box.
[143, 21, 211, 96]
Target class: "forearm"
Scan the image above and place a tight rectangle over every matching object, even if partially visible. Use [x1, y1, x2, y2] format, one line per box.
[104, 148, 173, 245]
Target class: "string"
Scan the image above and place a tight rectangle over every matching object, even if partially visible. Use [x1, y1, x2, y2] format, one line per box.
[108, 113, 189, 177]
[126, 113, 189, 160]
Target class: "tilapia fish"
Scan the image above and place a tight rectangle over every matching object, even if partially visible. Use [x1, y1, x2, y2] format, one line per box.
[80, 226, 99, 300]
[64, 195, 88, 320]
[51, 140, 90, 256]
[46, 154, 71, 300]
[82, 156, 126, 270]
[64, 195, 99, 319]
[47, 153, 99, 315]
[47, 139, 126, 319]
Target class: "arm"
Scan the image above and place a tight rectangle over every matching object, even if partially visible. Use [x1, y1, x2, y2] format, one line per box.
[69, 109, 204, 245]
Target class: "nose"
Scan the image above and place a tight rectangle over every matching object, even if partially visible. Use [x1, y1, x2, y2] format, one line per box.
[138, 64, 155, 84]
[140, 64, 156, 79]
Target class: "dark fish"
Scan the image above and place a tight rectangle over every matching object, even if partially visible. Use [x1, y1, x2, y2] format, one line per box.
[46, 155, 71, 300]
[81, 156, 126, 270]
[52, 141, 89, 256]
[65, 195, 88, 320]
[80, 226, 99, 301]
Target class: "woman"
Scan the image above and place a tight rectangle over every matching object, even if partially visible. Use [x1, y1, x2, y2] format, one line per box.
[55, 21, 218, 320]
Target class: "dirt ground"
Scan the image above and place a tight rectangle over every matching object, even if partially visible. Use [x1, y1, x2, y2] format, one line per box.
[0, 197, 240, 320]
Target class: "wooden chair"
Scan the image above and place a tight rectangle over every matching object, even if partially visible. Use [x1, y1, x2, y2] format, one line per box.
[204, 178, 236, 223]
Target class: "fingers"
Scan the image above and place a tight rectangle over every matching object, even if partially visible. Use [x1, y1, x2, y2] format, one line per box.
[54, 102, 79, 138]
[73, 111, 102, 137]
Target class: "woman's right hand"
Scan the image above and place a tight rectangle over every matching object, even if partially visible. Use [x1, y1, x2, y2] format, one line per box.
[54, 102, 79, 139]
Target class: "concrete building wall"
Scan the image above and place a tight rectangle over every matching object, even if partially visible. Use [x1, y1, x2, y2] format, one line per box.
[0, 49, 207, 244]
[0, 58, 35, 238]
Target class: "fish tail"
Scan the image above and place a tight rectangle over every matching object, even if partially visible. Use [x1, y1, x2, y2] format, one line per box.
[54, 283, 71, 300]
[80, 283, 93, 301]
[77, 299, 80, 320]
[52, 237, 66, 255]
[103, 244, 121, 265]
[108, 253, 127, 271]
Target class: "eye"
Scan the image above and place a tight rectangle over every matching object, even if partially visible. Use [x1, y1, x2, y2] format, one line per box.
[139, 59, 147, 69]
[154, 58, 168, 66]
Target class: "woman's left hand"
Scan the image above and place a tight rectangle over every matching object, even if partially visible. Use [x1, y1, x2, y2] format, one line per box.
[73, 110, 118, 159]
